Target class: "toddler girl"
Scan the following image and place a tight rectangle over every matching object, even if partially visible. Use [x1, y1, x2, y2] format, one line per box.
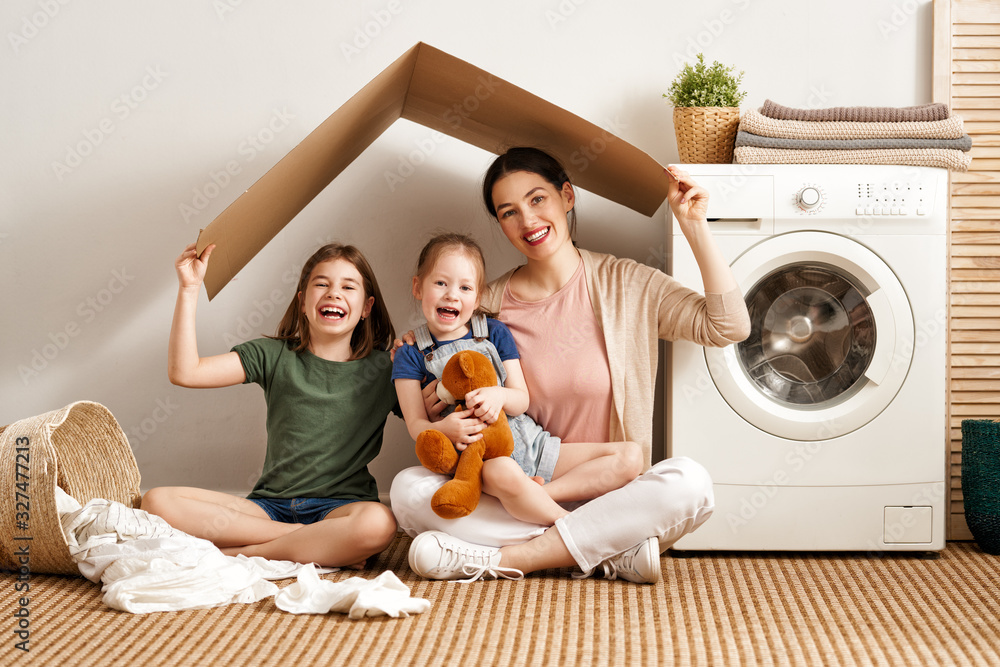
[143, 242, 399, 569]
[392, 233, 642, 527]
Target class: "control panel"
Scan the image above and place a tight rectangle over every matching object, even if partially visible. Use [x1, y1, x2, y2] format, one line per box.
[854, 180, 931, 216]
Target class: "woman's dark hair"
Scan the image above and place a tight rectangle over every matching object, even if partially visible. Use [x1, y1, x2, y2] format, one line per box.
[271, 243, 395, 359]
[482, 147, 577, 238]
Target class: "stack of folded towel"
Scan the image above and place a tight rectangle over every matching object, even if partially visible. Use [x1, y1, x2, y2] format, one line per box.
[734, 100, 972, 171]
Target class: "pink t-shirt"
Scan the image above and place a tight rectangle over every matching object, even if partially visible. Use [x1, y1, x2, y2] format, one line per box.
[499, 260, 612, 444]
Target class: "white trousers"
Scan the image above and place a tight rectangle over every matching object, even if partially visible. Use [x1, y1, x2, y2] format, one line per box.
[389, 456, 715, 572]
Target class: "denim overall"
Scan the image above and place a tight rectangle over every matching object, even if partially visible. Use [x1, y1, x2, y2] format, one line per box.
[414, 314, 560, 481]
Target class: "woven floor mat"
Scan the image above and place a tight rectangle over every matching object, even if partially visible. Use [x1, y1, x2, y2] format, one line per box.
[2, 537, 999, 666]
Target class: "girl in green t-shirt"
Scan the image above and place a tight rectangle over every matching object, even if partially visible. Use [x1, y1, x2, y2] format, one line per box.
[142, 242, 399, 569]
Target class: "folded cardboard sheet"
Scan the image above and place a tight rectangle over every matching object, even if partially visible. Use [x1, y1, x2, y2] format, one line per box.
[197, 42, 668, 299]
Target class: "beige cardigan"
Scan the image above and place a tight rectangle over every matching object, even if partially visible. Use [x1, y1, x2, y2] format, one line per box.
[483, 248, 751, 468]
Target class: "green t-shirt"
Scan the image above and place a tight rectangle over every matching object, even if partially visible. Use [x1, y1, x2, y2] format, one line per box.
[232, 338, 398, 501]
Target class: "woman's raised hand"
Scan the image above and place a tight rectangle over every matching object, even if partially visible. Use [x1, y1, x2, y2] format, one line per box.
[175, 242, 215, 289]
[665, 166, 710, 235]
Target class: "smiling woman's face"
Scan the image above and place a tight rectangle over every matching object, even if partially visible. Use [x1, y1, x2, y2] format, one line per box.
[491, 170, 576, 261]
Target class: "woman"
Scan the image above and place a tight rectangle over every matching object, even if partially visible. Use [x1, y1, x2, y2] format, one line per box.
[390, 147, 750, 583]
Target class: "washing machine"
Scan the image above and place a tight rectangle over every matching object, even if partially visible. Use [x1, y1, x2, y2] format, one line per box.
[667, 164, 947, 552]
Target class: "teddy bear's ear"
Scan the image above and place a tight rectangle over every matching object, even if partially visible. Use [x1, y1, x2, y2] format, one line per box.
[458, 351, 475, 378]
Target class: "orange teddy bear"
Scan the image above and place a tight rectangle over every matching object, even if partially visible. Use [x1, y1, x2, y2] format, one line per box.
[415, 350, 515, 519]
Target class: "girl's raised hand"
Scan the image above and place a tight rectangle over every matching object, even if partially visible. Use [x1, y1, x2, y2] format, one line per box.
[665, 166, 710, 235]
[175, 243, 215, 289]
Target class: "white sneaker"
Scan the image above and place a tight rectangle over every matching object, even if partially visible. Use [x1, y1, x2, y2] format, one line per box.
[408, 531, 524, 583]
[586, 537, 661, 584]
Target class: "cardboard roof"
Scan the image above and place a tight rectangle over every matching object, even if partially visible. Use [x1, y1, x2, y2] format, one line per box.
[196, 42, 669, 299]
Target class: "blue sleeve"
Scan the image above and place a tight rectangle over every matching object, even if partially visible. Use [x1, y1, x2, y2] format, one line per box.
[391, 343, 431, 384]
[487, 318, 520, 361]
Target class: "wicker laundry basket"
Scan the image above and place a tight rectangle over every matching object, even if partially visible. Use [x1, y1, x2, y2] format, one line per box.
[0, 401, 141, 575]
[673, 106, 740, 164]
[961, 419, 1000, 555]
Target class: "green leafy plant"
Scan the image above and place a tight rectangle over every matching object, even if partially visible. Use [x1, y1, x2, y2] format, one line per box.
[664, 53, 746, 108]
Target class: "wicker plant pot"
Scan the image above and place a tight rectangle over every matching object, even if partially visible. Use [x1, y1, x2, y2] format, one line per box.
[673, 106, 740, 163]
[0, 401, 141, 575]
[961, 419, 1000, 555]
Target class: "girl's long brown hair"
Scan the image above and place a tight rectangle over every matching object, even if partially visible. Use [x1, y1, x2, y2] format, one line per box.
[272, 243, 394, 359]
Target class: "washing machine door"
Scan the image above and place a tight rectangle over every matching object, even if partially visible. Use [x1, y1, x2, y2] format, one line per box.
[705, 231, 914, 441]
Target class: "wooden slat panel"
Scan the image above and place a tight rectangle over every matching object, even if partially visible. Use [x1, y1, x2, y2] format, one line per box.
[952, 366, 1000, 378]
[954, 23, 1000, 36]
[954, 59, 1000, 72]
[951, 199, 1000, 210]
[952, 331, 1000, 344]
[952, 319, 1000, 331]
[952, 171, 1000, 183]
[950, 304, 1000, 316]
[952, 182, 1000, 195]
[952, 402, 1000, 414]
[951, 243, 1000, 255]
[954, 0, 1000, 23]
[951, 292, 1000, 304]
[952, 269, 1000, 280]
[950, 281, 1000, 293]
[955, 34, 1000, 47]
[952, 230, 1000, 242]
[952, 377, 1000, 390]
[951, 520, 973, 541]
[953, 74, 1000, 85]
[952, 342, 1000, 354]
[930, 1, 999, 540]
[954, 49, 1000, 61]
[970, 146, 1000, 158]
[961, 110, 1000, 121]
[951, 390, 1000, 403]
[965, 121, 1000, 134]
[952, 354, 1000, 365]
[951, 218, 1000, 231]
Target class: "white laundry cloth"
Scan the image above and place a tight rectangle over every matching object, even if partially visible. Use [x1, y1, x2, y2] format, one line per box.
[275, 563, 430, 619]
[56, 488, 330, 614]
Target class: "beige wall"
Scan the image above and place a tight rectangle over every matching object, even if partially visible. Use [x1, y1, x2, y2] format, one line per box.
[0, 0, 937, 497]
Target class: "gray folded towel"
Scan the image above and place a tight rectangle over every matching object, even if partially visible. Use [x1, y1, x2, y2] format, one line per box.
[735, 130, 973, 151]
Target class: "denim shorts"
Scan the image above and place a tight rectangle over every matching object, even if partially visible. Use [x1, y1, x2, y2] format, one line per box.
[247, 496, 362, 524]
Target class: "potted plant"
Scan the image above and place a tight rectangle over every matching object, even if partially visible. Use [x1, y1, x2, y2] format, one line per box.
[664, 53, 747, 164]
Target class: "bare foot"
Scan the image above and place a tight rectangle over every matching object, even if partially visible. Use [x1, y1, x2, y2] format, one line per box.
[531, 476, 545, 486]
[346, 559, 367, 570]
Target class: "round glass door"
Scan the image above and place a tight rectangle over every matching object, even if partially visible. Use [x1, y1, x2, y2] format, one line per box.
[705, 232, 914, 441]
[739, 263, 876, 408]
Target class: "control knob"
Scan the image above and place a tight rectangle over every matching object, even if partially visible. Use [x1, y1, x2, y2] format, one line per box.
[797, 187, 822, 210]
